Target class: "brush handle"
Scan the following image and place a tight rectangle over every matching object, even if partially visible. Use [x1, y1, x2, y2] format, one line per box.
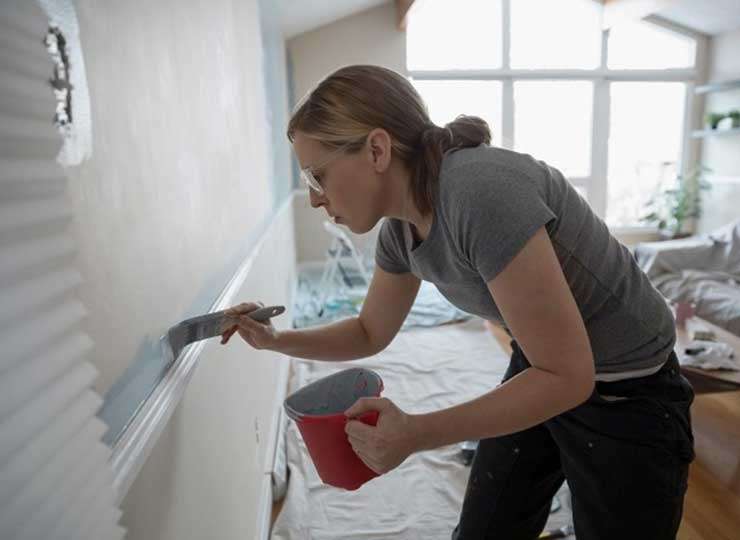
[245, 305, 285, 322]
[181, 305, 285, 341]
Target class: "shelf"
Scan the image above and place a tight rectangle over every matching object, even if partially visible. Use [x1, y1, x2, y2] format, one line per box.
[692, 127, 740, 139]
[695, 79, 740, 95]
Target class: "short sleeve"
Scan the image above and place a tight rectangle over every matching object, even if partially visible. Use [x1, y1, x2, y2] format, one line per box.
[374, 218, 411, 274]
[445, 161, 556, 283]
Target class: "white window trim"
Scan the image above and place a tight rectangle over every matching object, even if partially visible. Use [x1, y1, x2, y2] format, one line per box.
[407, 2, 709, 233]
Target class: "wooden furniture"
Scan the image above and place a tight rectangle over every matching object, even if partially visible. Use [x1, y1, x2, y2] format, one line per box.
[675, 316, 740, 393]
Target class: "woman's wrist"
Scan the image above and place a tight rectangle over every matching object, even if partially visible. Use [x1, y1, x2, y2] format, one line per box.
[408, 412, 438, 453]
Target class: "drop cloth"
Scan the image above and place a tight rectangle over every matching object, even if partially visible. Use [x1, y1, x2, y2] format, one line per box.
[270, 318, 573, 539]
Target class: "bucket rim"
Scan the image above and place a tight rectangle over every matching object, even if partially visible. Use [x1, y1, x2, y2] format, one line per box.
[283, 367, 384, 421]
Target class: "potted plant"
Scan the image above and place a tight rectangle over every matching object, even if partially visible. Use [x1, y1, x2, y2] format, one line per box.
[705, 112, 725, 130]
[729, 109, 740, 128]
[640, 164, 713, 239]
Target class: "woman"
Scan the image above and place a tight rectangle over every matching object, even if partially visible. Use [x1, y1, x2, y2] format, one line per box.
[221, 65, 694, 540]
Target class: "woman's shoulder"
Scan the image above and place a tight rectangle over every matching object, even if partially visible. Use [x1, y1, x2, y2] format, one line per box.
[441, 144, 547, 179]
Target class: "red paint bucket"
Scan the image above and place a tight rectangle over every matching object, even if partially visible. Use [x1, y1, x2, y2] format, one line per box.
[284, 367, 384, 490]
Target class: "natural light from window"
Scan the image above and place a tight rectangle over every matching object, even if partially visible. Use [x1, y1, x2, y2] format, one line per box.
[608, 19, 696, 69]
[510, 0, 602, 69]
[606, 82, 686, 227]
[413, 80, 504, 147]
[406, 0, 697, 227]
[406, 0, 503, 70]
[514, 81, 593, 178]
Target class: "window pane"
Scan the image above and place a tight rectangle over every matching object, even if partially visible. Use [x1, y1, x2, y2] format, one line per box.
[514, 81, 593, 177]
[413, 80, 503, 147]
[606, 82, 686, 227]
[608, 20, 696, 69]
[511, 0, 601, 69]
[407, 0, 502, 70]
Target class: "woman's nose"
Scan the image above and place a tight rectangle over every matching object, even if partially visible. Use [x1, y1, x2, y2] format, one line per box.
[308, 188, 325, 208]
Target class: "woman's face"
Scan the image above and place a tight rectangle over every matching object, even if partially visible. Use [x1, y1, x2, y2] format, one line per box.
[292, 131, 387, 234]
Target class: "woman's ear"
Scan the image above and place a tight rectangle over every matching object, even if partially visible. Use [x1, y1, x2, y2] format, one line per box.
[367, 128, 392, 173]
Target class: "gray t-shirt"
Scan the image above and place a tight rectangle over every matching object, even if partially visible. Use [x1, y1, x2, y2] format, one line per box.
[375, 145, 676, 379]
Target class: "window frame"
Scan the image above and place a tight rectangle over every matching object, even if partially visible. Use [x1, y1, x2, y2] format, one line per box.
[407, 3, 707, 231]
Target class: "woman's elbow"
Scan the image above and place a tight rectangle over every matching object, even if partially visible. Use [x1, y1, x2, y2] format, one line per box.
[571, 358, 596, 405]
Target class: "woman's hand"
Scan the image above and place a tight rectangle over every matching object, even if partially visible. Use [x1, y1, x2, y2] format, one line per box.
[220, 302, 280, 350]
[344, 397, 419, 475]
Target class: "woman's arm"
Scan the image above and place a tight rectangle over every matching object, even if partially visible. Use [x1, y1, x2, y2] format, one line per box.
[262, 266, 420, 361]
[412, 225, 595, 450]
[345, 226, 595, 472]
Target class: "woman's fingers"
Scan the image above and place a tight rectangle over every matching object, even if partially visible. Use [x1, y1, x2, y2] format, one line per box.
[220, 325, 238, 344]
[225, 301, 261, 317]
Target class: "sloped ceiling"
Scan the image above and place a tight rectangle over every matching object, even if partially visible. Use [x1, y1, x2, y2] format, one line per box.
[276, 0, 390, 39]
[275, 1, 740, 41]
[655, 0, 740, 35]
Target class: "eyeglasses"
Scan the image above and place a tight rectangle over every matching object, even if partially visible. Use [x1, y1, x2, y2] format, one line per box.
[299, 142, 354, 195]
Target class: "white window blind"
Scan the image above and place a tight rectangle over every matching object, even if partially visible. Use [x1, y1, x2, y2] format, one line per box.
[0, 1, 125, 539]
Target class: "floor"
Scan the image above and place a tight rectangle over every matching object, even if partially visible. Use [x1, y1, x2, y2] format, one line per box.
[678, 391, 740, 540]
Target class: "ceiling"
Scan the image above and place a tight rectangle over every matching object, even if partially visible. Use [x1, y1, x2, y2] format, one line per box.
[655, 0, 740, 35]
[275, 0, 389, 39]
[274, 0, 740, 41]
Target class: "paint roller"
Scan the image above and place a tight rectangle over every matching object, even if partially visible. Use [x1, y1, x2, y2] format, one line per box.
[160, 304, 285, 364]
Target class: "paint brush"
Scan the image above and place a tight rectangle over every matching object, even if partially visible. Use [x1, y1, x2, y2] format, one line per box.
[160, 305, 285, 364]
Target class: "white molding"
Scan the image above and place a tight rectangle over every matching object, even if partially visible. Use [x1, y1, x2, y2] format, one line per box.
[255, 473, 274, 540]
[109, 191, 298, 506]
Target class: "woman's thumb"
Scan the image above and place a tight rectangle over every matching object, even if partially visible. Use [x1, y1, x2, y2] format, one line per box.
[344, 396, 385, 418]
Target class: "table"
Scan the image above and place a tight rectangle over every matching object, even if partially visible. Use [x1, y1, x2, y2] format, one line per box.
[675, 316, 740, 394]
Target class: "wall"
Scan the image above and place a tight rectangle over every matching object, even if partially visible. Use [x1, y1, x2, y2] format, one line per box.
[120, 199, 296, 540]
[259, 0, 294, 206]
[287, 2, 406, 105]
[63, 0, 295, 537]
[697, 28, 740, 233]
[70, 0, 274, 398]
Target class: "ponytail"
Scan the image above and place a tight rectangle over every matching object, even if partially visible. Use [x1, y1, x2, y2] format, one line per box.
[411, 115, 491, 215]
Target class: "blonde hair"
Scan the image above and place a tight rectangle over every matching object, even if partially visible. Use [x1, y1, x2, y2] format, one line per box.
[287, 65, 491, 216]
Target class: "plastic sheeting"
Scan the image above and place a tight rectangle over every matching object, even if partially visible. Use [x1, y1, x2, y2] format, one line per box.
[271, 318, 574, 539]
[292, 263, 472, 331]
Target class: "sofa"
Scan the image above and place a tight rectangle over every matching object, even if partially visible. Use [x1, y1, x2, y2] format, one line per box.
[634, 219, 740, 337]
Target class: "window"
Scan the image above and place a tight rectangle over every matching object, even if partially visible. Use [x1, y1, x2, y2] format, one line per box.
[406, 0, 503, 70]
[413, 80, 503, 146]
[407, 0, 698, 227]
[510, 0, 602, 69]
[606, 82, 687, 226]
[608, 19, 696, 69]
[514, 81, 593, 177]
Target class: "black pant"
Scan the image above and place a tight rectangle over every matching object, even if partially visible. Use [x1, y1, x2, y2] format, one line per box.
[452, 341, 695, 540]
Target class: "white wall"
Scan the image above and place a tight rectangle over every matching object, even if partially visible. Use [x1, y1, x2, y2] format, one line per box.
[71, 0, 274, 396]
[120, 200, 296, 540]
[62, 0, 296, 537]
[697, 28, 740, 233]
